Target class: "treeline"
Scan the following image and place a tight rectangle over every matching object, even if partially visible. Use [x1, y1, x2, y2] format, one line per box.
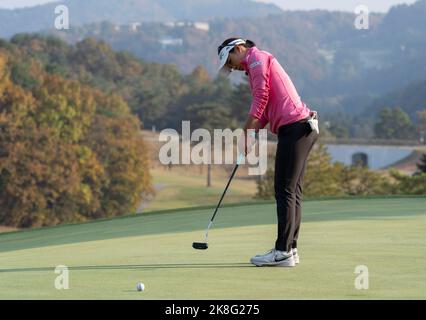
[256, 144, 426, 199]
[0, 39, 152, 228]
[5, 35, 425, 142]
[2, 34, 251, 131]
[324, 107, 426, 141]
[0, 34, 253, 228]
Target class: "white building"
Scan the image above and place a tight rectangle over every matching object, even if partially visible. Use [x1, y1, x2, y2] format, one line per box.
[325, 144, 414, 169]
[159, 37, 183, 48]
[193, 22, 210, 32]
[130, 22, 141, 32]
[163, 21, 209, 32]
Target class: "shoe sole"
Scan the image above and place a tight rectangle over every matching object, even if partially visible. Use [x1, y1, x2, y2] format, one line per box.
[250, 259, 296, 267]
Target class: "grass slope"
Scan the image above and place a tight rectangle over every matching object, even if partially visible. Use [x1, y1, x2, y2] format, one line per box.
[145, 167, 257, 211]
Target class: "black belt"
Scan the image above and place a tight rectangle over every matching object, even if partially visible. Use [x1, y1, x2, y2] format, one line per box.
[278, 117, 310, 134]
[287, 117, 310, 126]
[297, 117, 310, 124]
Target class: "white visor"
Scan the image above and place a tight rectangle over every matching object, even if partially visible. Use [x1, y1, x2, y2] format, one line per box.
[218, 39, 246, 75]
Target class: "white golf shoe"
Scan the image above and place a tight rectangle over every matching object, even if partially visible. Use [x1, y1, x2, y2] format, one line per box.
[250, 249, 295, 267]
[293, 248, 300, 264]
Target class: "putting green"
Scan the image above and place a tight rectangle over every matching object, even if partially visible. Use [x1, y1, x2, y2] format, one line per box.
[0, 197, 425, 299]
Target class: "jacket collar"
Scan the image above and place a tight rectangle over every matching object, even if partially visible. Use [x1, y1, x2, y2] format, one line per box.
[240, 47, 257, 71]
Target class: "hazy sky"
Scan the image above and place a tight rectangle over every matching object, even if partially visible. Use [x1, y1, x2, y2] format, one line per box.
[0, 0, 419, 12]
[0, 0, 59, 9]
[257, 0, 418, 12]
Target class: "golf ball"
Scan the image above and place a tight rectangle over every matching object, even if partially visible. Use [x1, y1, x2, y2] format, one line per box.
[136, 282, 145, 292]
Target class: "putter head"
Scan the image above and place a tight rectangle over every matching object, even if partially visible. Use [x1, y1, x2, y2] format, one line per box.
[192, 242, 208, 250]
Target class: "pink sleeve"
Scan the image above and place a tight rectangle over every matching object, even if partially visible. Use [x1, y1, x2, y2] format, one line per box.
[248, 52, 271, 120]
[258, 113, 268, 129]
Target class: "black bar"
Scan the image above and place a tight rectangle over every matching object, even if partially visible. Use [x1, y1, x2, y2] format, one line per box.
[0, 300, 423, 318]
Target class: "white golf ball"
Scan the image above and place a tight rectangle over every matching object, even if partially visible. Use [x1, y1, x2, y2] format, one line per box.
[136, 282, 145, 292]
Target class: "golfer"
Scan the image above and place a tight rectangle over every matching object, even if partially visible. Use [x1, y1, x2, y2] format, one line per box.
[217, 38, 319, 267]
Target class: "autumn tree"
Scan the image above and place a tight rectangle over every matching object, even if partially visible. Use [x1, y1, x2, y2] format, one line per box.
[0, 49, 153, 227]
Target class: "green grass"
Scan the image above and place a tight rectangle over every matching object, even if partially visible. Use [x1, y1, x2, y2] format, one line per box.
[0, 197, 425, 299]
[145, 167, 257, 211]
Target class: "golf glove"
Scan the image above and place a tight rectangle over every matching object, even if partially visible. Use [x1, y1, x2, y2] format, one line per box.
[238, 130, 257, 156]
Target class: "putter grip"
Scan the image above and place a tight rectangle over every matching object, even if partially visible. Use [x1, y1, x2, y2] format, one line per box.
[237, 131, 257, 165]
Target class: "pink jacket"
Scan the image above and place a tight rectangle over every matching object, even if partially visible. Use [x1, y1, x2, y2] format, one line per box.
[241, 47, 311, 134]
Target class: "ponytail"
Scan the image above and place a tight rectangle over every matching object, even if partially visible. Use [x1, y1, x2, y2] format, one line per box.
[245, 39, 256, 48]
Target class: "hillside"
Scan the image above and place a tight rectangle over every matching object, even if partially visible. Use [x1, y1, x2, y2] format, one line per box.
[43, 1, 426, 118]
[364, 79, 426, 121]
[2, 1, 426, 120]
[0, 0, 282, 38]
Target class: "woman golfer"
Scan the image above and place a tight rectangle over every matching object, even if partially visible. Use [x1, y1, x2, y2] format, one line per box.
[217, 38, 319, 267]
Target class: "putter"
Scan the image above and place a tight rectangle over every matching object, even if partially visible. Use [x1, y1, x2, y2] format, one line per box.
[192, 153, 245, 250]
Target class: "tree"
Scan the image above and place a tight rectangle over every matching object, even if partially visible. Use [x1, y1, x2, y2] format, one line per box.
[229, 79, 252, 126]
[389, 169, 426, 195]
[322, 112, 351, 139]
[186, 101, 232, 187]
[0, 47, 154, 227]
[84, 114, 153, 217]
[256, 144, 344, 199]
[255, 143, 392, 199]
[416, 110, 426, 131]
[303, 144, 344, 197]
[417, 110, 426, 143]
[374, 107, 417, 140]
[417, 154, 426, 173]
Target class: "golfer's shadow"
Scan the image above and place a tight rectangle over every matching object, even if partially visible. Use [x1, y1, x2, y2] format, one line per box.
[0, 263, 253, 273]
[76, 262, 253, 271]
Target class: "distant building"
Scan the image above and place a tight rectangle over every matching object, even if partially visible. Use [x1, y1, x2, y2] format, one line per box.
[325, 144, 413, 169]
[130, 22, 141, 32]
[193, 22, 209, 32]
[159, 37, 183, 49]
[163, 21, 209, 32]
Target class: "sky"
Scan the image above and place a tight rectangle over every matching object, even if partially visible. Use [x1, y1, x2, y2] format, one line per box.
[0, 0, 419, 12]
[257, 0, 418, 12]
[0, 0, 58, 9]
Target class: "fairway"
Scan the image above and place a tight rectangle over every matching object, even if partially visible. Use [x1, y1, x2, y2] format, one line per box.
[146, 166, 258, 211]
[0, 197, 425, 299]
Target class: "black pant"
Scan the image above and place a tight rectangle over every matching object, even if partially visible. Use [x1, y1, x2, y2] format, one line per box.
[274, 118, 319, 252]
